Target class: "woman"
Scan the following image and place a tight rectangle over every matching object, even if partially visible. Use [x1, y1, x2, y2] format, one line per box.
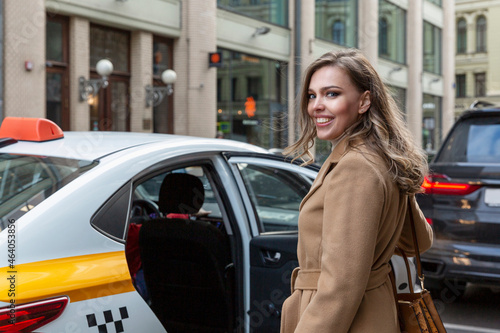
[280, 49, 433, 332]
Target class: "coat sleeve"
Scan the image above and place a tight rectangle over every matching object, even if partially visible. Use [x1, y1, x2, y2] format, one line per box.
[396, 195, 433, 256]
[294, 152, 386, 333]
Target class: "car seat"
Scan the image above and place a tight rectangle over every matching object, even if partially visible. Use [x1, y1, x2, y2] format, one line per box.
[139, 172, 234, 332]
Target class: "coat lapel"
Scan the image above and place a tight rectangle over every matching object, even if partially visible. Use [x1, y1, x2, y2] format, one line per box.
[299, 138, 350, 210]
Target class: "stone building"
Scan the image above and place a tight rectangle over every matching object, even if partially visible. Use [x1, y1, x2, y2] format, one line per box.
[0, 0, 454, 158]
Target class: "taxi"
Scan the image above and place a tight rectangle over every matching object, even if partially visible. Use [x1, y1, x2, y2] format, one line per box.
[0, 117, 319, 332]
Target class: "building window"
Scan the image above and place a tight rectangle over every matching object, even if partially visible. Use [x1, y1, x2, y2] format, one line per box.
[46, 14, 69, 130]
[379, 18, 388, 56]
[332, 20, 345, 45]
[476, 16, 487, 53]
[422, 94, 442, 153]
[216, 49, 287, 149]
[316, 0, 358, 48]
[456, 74, 466, 98]
[475, 73, 486, 97]
[426, 0, 442, 6]
[423, 21, 442, 75]
[217, 0, 288, 27]
[89, 25, 130, 131]
[379, 0, 406, 64]
[152, 36, 174, 134]
[457, 18, 467, 54]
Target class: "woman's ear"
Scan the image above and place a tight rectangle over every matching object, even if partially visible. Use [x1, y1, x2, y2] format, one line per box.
[358, 91, 371, 114]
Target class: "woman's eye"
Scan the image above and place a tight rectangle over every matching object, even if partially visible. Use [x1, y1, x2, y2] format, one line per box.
[326, 91, 339, 97]
[308, 93, 316, 99]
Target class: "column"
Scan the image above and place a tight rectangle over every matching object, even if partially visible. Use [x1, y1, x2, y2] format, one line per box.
[173, 0, 217, 137]
[69, 16, 89, 130]
[3, 0, 45, 118]
[442, 0, 455, 137]
[358, 0, 379, 67]
[406, 0, 423, 147]
[130, 31, 153, 133]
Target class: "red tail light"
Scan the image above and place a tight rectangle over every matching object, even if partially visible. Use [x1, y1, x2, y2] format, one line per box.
[422, 174, 481, 196]
[0, 296, 68, 332]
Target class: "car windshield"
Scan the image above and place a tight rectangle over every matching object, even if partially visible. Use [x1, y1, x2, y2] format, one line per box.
[437, 115, 500, 163]
[0, 153, 97, 229]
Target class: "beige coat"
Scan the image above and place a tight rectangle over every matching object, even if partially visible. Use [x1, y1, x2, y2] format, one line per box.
[280, 138, 433, 333]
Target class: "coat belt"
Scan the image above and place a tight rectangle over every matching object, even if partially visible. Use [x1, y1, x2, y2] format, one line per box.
[290, 264, 391, 294]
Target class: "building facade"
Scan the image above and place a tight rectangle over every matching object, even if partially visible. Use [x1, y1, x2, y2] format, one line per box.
[455, 0, 500, 116]
[1, 0, 455, 158]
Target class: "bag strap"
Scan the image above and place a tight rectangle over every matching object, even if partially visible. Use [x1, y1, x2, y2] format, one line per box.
[407, 196, 425, 289]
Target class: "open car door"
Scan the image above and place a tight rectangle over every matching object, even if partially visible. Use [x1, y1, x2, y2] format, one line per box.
[227, 153, 318, 332]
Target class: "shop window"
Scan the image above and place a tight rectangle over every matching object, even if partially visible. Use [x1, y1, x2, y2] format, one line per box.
[46, 14, 69, 130]
[216, 49, 288, 149]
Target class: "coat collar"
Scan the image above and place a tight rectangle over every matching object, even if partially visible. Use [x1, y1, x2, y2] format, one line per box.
[300, 137, 351, 210]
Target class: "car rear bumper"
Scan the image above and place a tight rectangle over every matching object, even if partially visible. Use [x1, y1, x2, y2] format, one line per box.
[421, 240, 500, 286]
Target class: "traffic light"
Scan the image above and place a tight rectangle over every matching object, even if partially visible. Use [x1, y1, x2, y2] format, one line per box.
[209, 52, 222, 68]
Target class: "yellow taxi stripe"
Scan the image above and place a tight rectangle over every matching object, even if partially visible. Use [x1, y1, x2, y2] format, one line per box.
[0, 251, 135, 304]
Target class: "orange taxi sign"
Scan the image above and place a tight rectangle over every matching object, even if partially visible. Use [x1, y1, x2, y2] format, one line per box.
[0, 117, 64, 142]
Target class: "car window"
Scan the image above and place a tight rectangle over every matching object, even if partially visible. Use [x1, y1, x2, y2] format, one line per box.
[236, 163, 311, 232]
[438, 116, 500, 163]
[132, 166, 224, 226]
[0, 154, 96, 230]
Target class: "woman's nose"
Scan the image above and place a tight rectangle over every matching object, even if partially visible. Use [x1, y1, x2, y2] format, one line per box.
[312, 96, 325, 111]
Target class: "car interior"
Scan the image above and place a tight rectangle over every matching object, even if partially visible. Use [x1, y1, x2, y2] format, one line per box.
[126, 166, 235, 333]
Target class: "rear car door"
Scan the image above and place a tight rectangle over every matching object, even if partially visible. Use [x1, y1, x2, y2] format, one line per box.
[227, 154, 317, 332]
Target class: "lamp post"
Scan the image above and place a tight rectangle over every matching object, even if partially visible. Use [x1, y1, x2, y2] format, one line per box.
[145, 69, 177, 107]
[79, 59, 114, 102]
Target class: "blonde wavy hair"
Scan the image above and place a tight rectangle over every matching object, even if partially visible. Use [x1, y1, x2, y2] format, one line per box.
[285, 49, 428, 194]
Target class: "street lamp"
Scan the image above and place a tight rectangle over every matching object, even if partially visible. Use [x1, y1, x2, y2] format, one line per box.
[145, 69, 177, 107]
[79, 59, 114, 102]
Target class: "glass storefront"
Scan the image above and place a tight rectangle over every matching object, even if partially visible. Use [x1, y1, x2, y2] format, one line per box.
[217, 0, 288, 27]
[216, 49, 287, 149]
[423, 21, 442, 75]
[379, 0, 406, 64]
[422, 94, 442, 153]
[315, 0, 358, 48]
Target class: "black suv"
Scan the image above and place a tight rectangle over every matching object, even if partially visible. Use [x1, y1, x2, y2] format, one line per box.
[417, 101, 500, 299]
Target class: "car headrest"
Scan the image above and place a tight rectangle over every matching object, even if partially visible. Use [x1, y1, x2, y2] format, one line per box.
[158, 173, 205, 215]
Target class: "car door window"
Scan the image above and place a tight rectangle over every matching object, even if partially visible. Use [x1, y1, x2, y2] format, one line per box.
[236, 163, 312, 232]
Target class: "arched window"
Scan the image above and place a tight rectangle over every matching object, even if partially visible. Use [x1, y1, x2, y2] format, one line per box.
[457, 18, 467, 54]
[476, 16, 487, 53]
[379, 18, 389, 56]
[332, 20, 345, 45]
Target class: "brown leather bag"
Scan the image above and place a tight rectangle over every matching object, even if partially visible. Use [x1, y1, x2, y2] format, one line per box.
[392, 198, 447, 333]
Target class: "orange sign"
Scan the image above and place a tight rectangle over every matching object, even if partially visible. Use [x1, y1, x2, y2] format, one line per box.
[245, 97, 256, 117]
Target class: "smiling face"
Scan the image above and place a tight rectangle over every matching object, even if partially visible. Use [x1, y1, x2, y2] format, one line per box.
[307, 66, 370, 143]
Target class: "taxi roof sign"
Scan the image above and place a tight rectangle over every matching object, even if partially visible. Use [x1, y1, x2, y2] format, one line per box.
[0, 117, 64, 141]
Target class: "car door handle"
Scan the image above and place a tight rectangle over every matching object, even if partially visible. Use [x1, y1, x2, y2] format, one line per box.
[263, 250, 281, 264]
